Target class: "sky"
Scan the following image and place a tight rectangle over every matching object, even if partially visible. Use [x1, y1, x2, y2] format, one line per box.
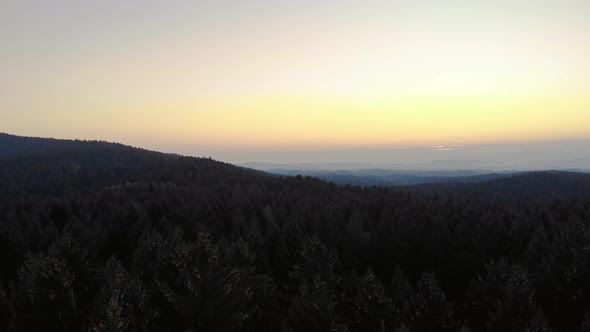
[1, 0, 589, 164]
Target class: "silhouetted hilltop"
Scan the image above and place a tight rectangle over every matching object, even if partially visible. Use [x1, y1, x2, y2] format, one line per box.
[0, 133, 262, 197]
[0, 133, 128, 158]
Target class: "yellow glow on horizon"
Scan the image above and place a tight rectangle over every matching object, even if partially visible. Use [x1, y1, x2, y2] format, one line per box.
[84, 92, 588, 148]
[2, 1, 589, 149]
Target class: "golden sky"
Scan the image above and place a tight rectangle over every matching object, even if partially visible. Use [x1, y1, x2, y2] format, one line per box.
[2, 0, 589, 153]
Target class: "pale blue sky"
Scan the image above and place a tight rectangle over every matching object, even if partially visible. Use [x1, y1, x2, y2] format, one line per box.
[2, 1, 589, 165]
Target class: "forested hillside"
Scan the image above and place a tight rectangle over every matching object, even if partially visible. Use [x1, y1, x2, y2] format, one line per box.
[1, 134, 590, 331]
[264, 168, 512, 187]
[408, 171, 590, 200]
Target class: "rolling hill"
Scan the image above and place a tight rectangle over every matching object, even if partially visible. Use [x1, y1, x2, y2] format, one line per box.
[1, 133, 590, 331]
[406, 170, 590, 200]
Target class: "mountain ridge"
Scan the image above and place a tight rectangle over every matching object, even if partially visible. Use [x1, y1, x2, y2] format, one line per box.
[2, 133, 589, 200]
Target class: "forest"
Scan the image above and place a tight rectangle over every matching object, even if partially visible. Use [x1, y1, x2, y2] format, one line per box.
[1, 133, 590, 331]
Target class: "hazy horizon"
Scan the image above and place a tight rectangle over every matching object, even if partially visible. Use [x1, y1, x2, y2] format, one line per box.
[148, 137, 590, 171]
[3, 2, 590, 328]
[5, 132, 588, 171]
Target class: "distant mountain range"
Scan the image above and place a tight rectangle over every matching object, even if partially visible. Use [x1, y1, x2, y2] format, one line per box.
[238, 139, 590, 172]
[2, 133, 589, 200]
[261, 168, 513, 186]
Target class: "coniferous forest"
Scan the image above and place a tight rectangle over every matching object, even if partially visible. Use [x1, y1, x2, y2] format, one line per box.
[2, 133, 590, 331]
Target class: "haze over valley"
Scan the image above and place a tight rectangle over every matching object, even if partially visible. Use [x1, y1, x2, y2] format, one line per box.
[2, 1, 590, 331]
